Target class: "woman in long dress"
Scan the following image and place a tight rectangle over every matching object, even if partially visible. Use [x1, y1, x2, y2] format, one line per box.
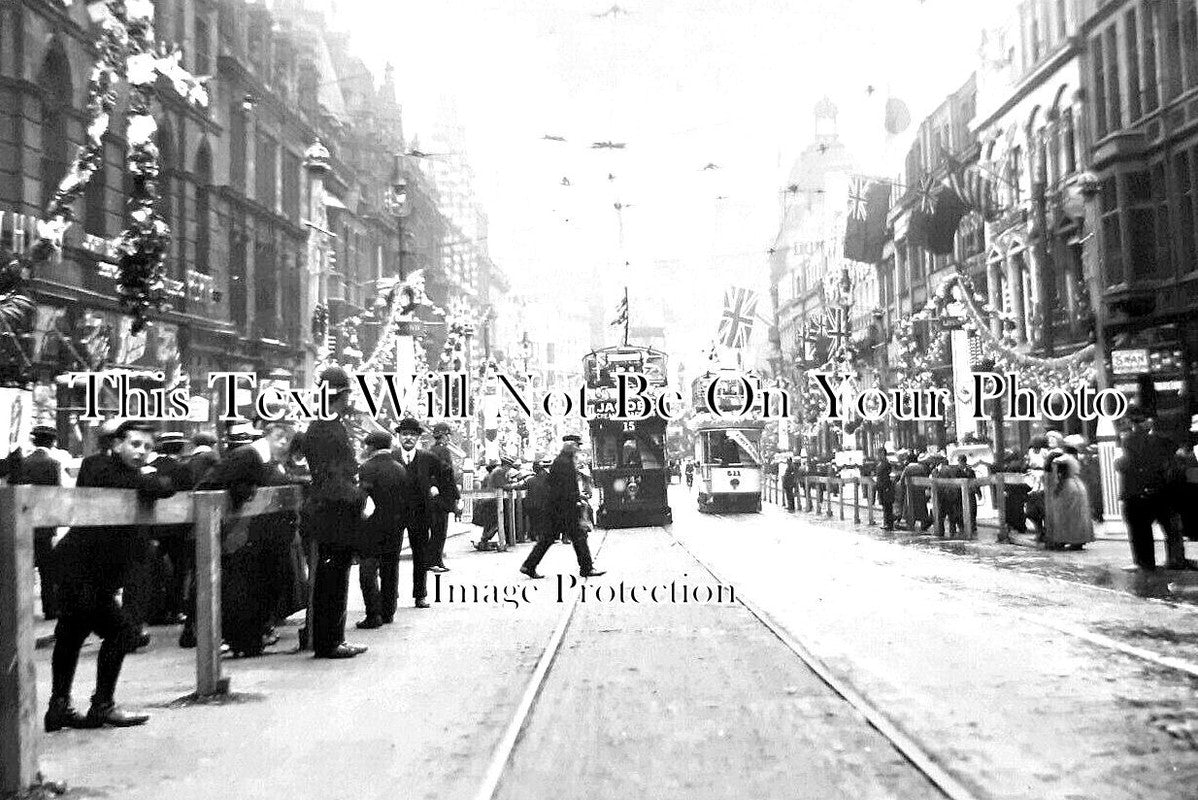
[1043, 448, 1096, 550]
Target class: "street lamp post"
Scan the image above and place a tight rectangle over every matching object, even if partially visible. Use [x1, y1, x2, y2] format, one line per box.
[385, 158, 414, 381]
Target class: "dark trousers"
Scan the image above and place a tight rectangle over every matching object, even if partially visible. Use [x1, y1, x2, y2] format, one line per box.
[311, 543, 354, 656]
[158, 535, 191, 620]
[877, 490, 895, 530]
[34, 527, 59, 619]
[782, 487, 796, 511]
[428, 511, 449, 567]
[402, 519, 430, 600]
[1123, 493, 1185, 569]
[522, 516, 594, 574]
[358, 552, 399, 620]
[50, 580, 139, 704]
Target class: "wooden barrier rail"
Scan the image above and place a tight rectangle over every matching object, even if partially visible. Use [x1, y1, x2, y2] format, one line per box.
[0, 484, 302, 796]
[764, 473, 1012, 541]
[458, 489, 533, 549]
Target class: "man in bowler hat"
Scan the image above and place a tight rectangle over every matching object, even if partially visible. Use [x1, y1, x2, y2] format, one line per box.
[427, 422, 458, 572]
[301, 366, 368, 658]
[393, 418, 457, 608]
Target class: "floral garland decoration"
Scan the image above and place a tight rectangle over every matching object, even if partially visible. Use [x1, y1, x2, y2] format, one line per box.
[35, 1, 208, 334]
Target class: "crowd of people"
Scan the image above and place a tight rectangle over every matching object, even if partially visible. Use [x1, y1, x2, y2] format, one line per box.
[776, 407, 1197, 570]
[2, 366, 606, 734]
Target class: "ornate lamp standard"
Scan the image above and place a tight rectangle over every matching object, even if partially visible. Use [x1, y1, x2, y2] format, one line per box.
[384, 157, 416, 378]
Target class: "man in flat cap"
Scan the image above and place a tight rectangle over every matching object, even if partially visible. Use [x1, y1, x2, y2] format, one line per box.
[1117, 405, 1193, 570]
[301, 366, 368, 658]
[393, 418, 456, 607]
[356, 431, 410, 628]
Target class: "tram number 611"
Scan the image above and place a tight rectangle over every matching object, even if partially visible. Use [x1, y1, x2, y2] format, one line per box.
[725, 470, 741, 477]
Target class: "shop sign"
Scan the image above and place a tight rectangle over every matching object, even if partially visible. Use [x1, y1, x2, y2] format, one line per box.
[1111, 349, 1150, 375]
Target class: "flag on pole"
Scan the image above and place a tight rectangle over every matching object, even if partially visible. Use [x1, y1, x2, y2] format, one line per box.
[718, 287, 758, 349]
[943, 155, 999, 220]
[844, 178, 891, 263]
[609, 293, 628, 327]
[909, 177, 967, 256]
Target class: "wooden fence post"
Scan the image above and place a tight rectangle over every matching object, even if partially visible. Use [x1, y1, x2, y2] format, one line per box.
[193, 491, 228, 697]
[993, 475, 1008, 540]
[496, 490, 507, 551]
[825, 479, 834, 519]
[930, 479, 943, 537]
[838, 480, 845, 520]
[961, 481, 974, 540]
[866, 479, 876, 526]
[0, 486, 37, 795]
[853, 480, 861, 525]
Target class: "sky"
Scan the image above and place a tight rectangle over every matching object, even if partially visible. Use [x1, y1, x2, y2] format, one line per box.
[323, 0, 1016, 353]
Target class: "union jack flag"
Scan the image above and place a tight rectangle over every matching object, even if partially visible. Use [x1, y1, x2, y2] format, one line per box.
[822, 308, 851, 352]
[943, 155, 999, 220]
[847, 178, 870, 220]
[718, 287, 758, 349]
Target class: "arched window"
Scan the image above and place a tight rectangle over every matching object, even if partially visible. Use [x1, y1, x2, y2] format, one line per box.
[194, 142, 213, 275]
[156, 119, 177, 274]
[38, 43, 73, 209]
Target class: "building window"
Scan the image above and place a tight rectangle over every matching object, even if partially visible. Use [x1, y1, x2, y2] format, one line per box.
[84, 145, 106, 236]
[1101, 176, 1122, 286]
[195, 144, 212, 274]
[1126, 170, 1157, 279]
[1008, 145, 1024, 204]
[1125, 9, 1142, 121]
[1104, 26, 1122, 132]
[1143, 5, 1160, 113]
[1175, 151, 1195, 275]
[230, 106, 246, 192]
[255, 133, 277, 210]
[1163, 0, 1183, 100]
[194, 16, 212, 75]
[1152, 162, 1173, 278]
[1185, 1, 1198, 90]
[1093, 34, 1108, 138]
[1060, 107, 1077, 175]
[1055, 0, 1068, 40]
[38, 49, 71, 209]
[281, 150, 301, 220]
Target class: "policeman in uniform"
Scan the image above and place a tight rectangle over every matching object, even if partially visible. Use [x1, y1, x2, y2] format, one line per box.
[301, 366, 368, 659]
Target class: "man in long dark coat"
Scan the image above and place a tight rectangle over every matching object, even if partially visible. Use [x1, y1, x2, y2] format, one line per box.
[45, 421, 175, 731]
[520, 445, 606, 580]
[393, 418, 457, 608]
[302, 366, 368, 659]
[426, 422, 458, 572]
[872, 449, 895, 531]
[356, 431, 410, 628]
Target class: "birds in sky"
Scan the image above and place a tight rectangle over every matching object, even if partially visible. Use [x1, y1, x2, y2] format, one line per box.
[608, 173, 617, 181]
[702, 162, 720, 171]
[561, 177, 572, 186]
[592, 141, 627, 150]
[593, 4, 630, 18]
[542, 134, 567, 142]
[406, 149, 449, 159]
[866, 85, 876, 96]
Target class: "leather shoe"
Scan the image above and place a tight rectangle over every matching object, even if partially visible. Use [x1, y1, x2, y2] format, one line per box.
[380, 616, 394, 625]
[430, 565, 449, 573]
[355, 615, 384, 629]
[520, 566, 545, 580]
[86, 701, 149, 728]
[580, 568, 607, 578]
[45, 697, 95, 732]
[178, 628, 196, 649]
[415, 598, 430, 609]
[314, 644, 361, 659]
[345, 643, 368, 655]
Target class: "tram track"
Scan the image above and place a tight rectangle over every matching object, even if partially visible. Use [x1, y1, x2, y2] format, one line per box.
[472, 521, 973, 800]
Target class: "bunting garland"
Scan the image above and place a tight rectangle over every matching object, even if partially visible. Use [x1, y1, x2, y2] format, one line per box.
[34, 1, 209, 333]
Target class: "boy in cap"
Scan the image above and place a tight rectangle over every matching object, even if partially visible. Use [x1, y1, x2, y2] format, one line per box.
[356, 431, 411, 628]
[46, 421, 175, 731]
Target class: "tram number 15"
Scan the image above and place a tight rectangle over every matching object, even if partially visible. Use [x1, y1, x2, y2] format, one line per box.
[622, 422, 637, 433]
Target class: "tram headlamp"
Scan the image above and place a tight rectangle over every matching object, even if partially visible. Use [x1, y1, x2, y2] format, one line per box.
[612, 478, 627, 493]
[730, 478, 741, 489]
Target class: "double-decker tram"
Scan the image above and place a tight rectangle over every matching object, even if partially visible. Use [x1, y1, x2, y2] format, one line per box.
[691, 370, 766, 514]
[583, 346, 673, 528]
